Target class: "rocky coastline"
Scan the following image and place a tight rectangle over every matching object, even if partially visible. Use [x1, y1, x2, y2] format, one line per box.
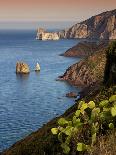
[60, 41, 108, 57]
[59, 42, 107, 88]
[58, 9, 116, 40]
[36, 9, 116, 41]
[2, 41, 116, 155]
[1, 9, 116, 155]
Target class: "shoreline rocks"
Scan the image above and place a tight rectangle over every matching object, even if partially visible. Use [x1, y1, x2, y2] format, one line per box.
[16, 62, 30, 74]
[66, 92, 77, 98]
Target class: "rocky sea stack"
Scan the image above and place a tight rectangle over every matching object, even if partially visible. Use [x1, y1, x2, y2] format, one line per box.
[16, 62, 30, 74]
[36, 28, 59, 40]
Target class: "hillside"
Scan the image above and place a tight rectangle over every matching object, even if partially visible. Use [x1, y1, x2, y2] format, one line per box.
[2, 86, 116, 155]
[58, 9, 116, 40]
[61, 41, 108, 57]
[59, 45, 107, 87]
[1, 42, 116, 155]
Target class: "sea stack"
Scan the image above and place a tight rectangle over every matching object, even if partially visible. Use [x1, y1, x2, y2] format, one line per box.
[35, 63, 40, 71]
[36, 28, 59, 40]
[16, 62, 30, 74]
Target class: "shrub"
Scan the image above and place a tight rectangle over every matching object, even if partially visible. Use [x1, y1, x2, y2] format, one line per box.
[51, 95, 116, 154]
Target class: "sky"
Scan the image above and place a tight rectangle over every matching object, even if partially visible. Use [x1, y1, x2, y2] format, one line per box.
[0, 0, 115, 29]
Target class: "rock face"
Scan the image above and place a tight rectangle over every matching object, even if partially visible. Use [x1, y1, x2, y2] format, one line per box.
[36, 28, 59, 40]
[36, 10, 116, 40]
[62, 41, 108, 57]
[104, 41, 116, 86]
[59, 48, 107, 87]
[58, 9, 116, 40]
[66, 92, 77, 98]
[16, 62, 30, 74]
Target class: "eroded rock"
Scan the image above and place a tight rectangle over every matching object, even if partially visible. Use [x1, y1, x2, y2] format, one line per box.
[36, 28, 59, 40]
[16, 62, 30, 74]
[66, 92, 77, 98]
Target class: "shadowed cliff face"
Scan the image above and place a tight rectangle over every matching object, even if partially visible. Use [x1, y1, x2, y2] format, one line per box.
[58, 9, 116, 40]
[104, 41, 116, 86]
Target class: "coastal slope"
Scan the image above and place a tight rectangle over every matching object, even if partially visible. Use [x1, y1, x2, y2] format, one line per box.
[59, 45, 107, 87]
[58, 9, 116, 40]
[36, 9, 116, 40]
[2, 42, 116, 155]
[61, 41, 108, 57]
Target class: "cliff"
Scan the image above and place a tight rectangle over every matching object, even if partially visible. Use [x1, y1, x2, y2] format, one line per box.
[58, 9, 116, 40]
[36, 9, 116, 40]
[59, 45, 107, 87]
[61, 41, 108, 57]
[2, 42, 116, 155]
[36, 28, 59, 40]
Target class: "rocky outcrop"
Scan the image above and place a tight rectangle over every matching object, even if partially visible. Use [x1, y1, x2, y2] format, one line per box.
[16, 62, 30, 74]
[61, 41, 108, 57]
[35, 63, 40, 71]
[59, 48, 107, 87]
[36, 28, 59, 40]
[58, 9, 116, 40]
[66, 92, 77, 98]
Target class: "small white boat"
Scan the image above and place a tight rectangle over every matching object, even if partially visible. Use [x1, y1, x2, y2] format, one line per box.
[35, 63, 40, 71]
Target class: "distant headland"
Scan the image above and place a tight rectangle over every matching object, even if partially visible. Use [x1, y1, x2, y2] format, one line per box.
[36, 28, 59, 40]
[36, 9, 116, 40]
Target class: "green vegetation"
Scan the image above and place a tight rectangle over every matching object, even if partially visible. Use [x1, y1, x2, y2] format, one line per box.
[2, 41, 116, 155]
[51, 95, 116, 154]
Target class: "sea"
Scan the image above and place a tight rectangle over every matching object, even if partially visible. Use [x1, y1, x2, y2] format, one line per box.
[0, 29, 81, 151]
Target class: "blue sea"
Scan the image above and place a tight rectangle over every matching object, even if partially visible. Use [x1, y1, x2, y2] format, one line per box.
[0, 30, 80, 151]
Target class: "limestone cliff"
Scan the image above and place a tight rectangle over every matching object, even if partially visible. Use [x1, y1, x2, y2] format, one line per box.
[36, 28, 59, 40]
[36, 10, 116, 40]
[58, 9, 116, 40]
